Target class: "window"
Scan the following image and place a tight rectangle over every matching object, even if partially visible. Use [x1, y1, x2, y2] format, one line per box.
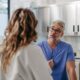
[0, 0, 9, 38]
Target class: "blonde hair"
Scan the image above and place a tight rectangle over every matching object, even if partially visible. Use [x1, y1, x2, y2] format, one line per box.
[51, 20, 65, 30]
[1, 8, 37, 72]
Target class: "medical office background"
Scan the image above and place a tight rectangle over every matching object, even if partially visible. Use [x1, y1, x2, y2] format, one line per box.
[0, 0, 80, 80]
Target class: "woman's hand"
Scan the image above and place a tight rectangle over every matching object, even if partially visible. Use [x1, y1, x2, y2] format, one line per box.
[48, 59, 54, 69]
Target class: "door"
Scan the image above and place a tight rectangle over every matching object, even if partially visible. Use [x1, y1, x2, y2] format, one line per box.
[50, 3, 76, 36]
[32, 7, 50, 40]
[76, 2, 80, 35]
[64, 3, 76, 36]
[50, 4, 65, 24]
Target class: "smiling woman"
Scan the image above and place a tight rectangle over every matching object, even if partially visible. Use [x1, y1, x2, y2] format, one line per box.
[38, 20, 77, 80]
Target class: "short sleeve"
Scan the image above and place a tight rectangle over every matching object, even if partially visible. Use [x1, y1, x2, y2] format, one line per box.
[67, 45, 75, 61]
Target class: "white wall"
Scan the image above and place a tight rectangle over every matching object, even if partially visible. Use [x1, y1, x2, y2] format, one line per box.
[10, 0, 32, 16]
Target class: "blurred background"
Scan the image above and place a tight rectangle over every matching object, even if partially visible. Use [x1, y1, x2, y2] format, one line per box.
[0, 0, 80, 80]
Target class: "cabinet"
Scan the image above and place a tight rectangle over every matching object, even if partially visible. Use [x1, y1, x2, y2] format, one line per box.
[50, 2, 80, 36]
[64, 3, 76, 36]
[50, 4, 65, 24]
[32, 2, 80, 37]
[77, 2, 80, 35]
[32, 7, 50, 38]
[62, 2, 80, 36]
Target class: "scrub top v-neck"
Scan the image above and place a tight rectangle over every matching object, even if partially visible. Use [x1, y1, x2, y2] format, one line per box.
[38, 40, 75, 80]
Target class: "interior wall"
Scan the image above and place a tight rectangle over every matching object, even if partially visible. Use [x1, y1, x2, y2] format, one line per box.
[10, 0, 32, 16]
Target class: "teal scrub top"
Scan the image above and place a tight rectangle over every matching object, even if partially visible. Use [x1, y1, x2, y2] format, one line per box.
[38, 40, 75, 80]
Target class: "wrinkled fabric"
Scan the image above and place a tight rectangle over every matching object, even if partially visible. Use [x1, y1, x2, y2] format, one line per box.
[38, 40, 75, 80]
[1, 43, 52, 80]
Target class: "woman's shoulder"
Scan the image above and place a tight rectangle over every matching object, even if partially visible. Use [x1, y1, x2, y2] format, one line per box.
[16, 43, 43, 59]
[25, 43, 42, 51]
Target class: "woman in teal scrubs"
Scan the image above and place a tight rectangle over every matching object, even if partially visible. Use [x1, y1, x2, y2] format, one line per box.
[38, 20, 77, 80]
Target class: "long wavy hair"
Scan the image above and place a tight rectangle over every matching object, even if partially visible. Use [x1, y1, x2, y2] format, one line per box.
[1, 8, 38, 72]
